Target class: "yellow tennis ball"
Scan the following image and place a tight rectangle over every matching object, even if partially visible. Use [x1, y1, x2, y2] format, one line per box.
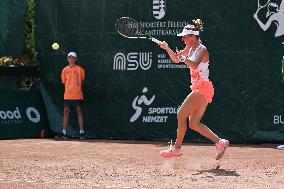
[52, 43, 60, 50]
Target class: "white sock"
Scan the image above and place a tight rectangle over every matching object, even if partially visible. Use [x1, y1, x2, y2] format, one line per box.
[62, 129, 67, 135]
[80, 129, 84, 134]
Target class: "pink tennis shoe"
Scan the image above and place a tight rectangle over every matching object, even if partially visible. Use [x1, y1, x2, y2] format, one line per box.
[215, 139, 229, 160]
[160, 139, 229, 159]
[160, 140, 183, 158]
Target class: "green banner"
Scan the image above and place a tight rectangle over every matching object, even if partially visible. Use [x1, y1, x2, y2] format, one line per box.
[35, 0, 284, 143]
[0, 90, 50, 139]
[0, 0, 26, 57]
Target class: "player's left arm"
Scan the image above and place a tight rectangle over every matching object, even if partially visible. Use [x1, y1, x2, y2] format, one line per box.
[61, 69, 66, 84]
[81, 67, 86, 83]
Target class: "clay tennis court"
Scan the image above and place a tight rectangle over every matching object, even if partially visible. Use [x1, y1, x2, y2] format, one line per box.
[0, 139, 283, 189]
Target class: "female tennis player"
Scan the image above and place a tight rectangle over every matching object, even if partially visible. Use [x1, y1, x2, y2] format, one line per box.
[159, 19, 229, 160]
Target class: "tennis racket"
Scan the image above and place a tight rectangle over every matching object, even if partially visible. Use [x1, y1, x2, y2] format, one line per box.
[115, 17, 162, 44]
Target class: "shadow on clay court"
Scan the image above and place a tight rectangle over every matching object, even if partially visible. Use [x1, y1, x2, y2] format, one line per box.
[192, 168, 240, 177]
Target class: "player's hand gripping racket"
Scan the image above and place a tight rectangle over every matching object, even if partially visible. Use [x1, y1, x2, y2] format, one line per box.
[115, 17, 162, 44]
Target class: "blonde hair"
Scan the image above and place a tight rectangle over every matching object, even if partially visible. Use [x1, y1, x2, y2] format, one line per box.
[184, 19, 204, 32]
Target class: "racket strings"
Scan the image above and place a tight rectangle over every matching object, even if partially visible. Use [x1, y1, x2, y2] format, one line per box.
[115, 18, 145, 38]
[257, 0, 270, 9]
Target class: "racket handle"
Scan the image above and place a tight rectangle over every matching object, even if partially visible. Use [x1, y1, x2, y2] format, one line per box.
[151, 37, 162, 44]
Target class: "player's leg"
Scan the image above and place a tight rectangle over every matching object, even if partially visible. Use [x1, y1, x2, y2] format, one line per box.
[189, 106, 220, 144]
[189, 105, 229, 160]
[76, 102, 85, 139]
[63, 105, 71, 137]
[175, 91, 209, 148]
[76, 105, 84, 130]
[160, 91, 205, 158]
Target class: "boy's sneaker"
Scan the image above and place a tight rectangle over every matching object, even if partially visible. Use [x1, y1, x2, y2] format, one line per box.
[55, 133, 68, 139]
[160, 140, 183, 158]
[62, 134, 68, 139]
[80, 133, 86, 140]
[277, 145, 284, 150]
[215, 139, 229, 160]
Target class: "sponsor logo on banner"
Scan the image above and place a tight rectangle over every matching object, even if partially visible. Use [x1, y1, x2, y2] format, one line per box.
[113, 52, 152, 71]
[0, 107, 41, 125]
[153, 0, 166, 20]
[157, 53, 188, 69]
[115, 1, 191, 36]
[273, 115, 284, 124]
[136, 20, 191, 36]
[130, 87, 178, 124]
[254, 0, 284, 37]
[26, 107, 41, 123]
[113, 52, 188, 71]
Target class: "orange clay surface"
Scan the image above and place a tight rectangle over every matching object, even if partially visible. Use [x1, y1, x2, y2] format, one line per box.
[0, 139, 283, 189]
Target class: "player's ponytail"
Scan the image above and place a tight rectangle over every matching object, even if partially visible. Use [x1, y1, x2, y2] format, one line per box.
[192, 19, 204, 32]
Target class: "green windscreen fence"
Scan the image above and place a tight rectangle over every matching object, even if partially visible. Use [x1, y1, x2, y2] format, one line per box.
[36, 0, 284, 143]
[0, 90, 50, 139]
[0, 0, 26, 57]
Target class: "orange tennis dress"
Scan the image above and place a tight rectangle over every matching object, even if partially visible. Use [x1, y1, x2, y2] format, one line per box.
[186, 44, 214, 103]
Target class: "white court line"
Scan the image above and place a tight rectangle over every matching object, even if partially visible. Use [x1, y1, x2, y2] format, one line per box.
[11, 179, 21, 182]
[44, 181, 54, 184]
[26, 180, 36, 183]
[105, 186, 124, 188]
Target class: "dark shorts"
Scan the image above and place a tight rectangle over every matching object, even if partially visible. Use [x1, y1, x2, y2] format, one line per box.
[64, 100, 83, 107]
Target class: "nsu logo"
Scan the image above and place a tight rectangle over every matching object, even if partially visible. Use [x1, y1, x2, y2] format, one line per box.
[113, 52, 152, 71]
[153, 0, 166, 20]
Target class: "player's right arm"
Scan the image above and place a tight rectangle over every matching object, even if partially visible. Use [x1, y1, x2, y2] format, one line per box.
[159, 41, 180, 63]
[160, 41, 190, 64]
